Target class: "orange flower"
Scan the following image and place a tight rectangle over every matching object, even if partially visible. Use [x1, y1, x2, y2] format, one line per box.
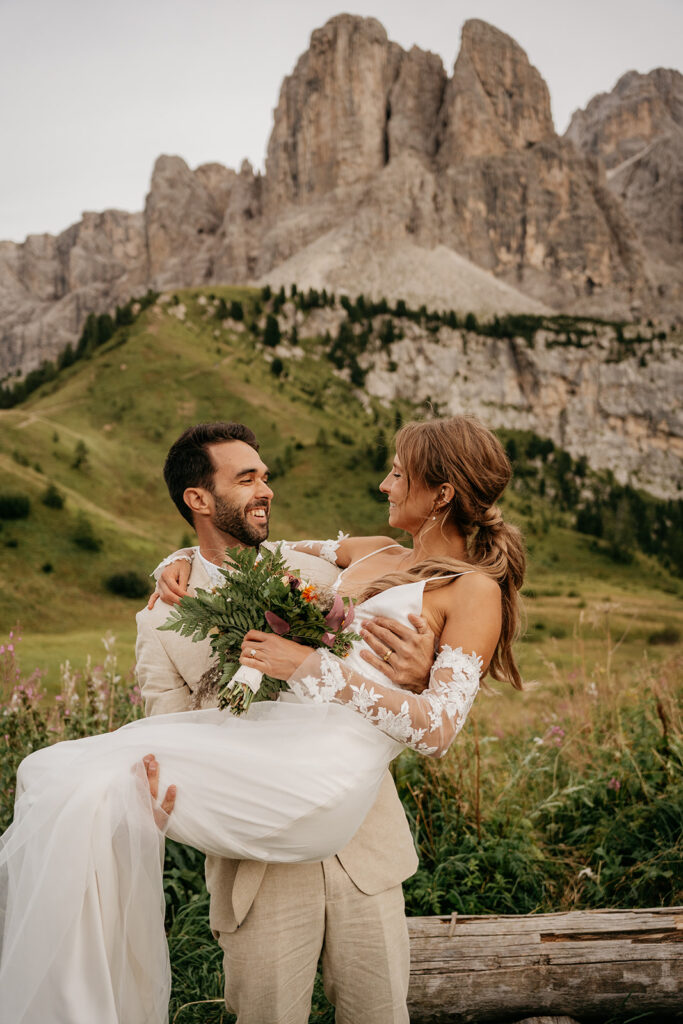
[301, 584, 317, 603]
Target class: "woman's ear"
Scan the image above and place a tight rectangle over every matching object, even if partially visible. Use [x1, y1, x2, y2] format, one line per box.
[438, 483, 455, 507]
[183, 487, 213, 519]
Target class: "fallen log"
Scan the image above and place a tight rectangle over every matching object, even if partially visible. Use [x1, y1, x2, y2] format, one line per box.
[407, 907, 683, 1023]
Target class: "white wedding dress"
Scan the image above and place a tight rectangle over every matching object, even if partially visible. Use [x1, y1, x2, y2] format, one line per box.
[0, 578, 481, 1024]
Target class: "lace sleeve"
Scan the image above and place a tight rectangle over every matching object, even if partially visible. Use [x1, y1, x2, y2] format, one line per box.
[151, 547, 198, 582]
[281, 531, 350, 565]
[287, 645, 481, 757]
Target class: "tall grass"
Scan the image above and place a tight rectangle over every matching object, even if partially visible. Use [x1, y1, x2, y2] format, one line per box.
[1, 621, 681, 1023]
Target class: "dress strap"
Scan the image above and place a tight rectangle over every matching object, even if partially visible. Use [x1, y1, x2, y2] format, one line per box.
[426, 571, 476, 583]
[337, 543, 404, 583]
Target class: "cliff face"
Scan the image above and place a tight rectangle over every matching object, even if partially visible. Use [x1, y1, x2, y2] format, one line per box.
[1, 16, 681, 386]
[361, 324, 683, 500]
[566, 68, 683, 308]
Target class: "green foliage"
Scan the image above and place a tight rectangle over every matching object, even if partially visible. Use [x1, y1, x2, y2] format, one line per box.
[270, 356, 284, 377]
[41, 483, 65, 510]
[229, 300, 243, 322]
[105, 571, 150, 600]
[649, 625, 681, 645]
[161, 546, 359, 713]
[498, 428, 683, 577]
[398, 656, 683, 916]
[215, 298, 229, 320]
[0, 634, 142, 834]
[0, 493, 30, 519]
[262, 314, 281, 348]
[72, 513, 102, 552]
[71, 439, 90, 471]
[0, 290, 158, 409]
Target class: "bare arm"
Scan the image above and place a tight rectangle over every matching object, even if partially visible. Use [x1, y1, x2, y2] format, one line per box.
[241, 574, 502, 758]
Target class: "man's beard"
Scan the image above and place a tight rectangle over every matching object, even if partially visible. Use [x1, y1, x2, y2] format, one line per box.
[211, 493, 269, 547]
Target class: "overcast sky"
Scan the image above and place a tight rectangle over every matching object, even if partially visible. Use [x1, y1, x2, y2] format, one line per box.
[2, 0, 681, 243]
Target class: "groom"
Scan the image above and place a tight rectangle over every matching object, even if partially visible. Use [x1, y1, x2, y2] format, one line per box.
[136, 421, 434, 1024]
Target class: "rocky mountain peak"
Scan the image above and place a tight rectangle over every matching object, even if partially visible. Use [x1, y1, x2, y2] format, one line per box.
[436, 19, 555, 163]
[265, 14, 401, 209]
[566, 67, 683, 170]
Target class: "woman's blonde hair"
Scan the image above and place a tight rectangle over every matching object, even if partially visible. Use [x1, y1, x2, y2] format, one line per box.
[363, 415, 526, 689]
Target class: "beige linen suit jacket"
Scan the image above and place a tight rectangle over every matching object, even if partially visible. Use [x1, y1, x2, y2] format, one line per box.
[135, 547, 418, 934]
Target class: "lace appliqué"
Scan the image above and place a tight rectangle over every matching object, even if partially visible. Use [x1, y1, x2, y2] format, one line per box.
[151, 547, 197, 581]
[290, 645, 481, 758]
[286, 532, 349, 565]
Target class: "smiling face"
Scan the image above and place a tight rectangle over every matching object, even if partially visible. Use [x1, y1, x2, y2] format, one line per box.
[185, 439, 273, 547]
[379, 454, 437, 535]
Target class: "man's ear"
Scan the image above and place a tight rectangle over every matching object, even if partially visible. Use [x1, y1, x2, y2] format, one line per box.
[183, 487, 213, 519]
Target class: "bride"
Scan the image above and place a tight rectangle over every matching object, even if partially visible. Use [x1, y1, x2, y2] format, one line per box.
[0, 415, 524, 1024]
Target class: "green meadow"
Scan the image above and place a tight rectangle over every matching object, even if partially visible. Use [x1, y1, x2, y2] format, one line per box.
[1, 288, 681, 1022]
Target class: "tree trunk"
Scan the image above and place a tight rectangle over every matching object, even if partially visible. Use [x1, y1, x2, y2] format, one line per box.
[407, 907, 683, 1022]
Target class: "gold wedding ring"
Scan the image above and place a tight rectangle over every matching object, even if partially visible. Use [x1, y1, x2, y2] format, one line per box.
[383, 648, 393, 663]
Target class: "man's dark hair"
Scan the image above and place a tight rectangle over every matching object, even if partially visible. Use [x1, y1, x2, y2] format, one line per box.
[164, 422, 259, 526]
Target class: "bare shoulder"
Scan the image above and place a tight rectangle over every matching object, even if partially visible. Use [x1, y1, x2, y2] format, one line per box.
[342, 535, 404, 563]
[440, 571, 501, 608]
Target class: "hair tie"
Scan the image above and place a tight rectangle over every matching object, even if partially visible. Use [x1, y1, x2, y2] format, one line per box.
[480, 505, 503, 531]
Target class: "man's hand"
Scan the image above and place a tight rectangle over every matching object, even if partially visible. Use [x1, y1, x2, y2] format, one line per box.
[360, 614, 435, 693]
[142, 753, 176, 828]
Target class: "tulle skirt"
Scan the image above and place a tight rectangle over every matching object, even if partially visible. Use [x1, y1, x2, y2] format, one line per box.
[0, 697, 401, 1024]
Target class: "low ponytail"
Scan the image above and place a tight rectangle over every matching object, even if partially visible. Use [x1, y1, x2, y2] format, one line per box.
[471, 508, 525, 689]
[383, 417, 527, 690]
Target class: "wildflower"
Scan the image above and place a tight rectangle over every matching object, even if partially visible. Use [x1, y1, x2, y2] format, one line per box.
[607, 777, 621, 791]
[301, 584, 317, 603]
[547, 725, 565, 746]
[578, 866, 596, 881]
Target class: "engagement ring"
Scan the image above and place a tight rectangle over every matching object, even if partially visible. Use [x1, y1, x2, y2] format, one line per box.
[383, 649, 393, 663]
[249, 648, 257, 657]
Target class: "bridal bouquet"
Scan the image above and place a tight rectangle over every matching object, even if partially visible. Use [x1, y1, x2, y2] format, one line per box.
[159, 544, 359, 714]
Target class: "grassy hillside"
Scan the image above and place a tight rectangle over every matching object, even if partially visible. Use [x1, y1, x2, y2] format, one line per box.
[1, 286, 681, 697]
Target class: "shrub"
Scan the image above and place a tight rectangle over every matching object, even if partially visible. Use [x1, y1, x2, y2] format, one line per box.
[270, 357, 284, 377]
[0, 493, 30, 519]
[105, 571, 149, 600]
[71, 440, 90, 471]
[72, 514, 102, 552]
[263, 314, 281, 348]
[649, 626, 681, 646]
[41, 483, 64, 509]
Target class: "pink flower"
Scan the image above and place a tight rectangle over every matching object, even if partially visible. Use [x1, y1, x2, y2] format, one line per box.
[607, 777, 621, 791]
[324, 595, 346, 631]
[265, 611, 291, 635]
[321, 632, 336, 647]
[7, 645, 13, 653]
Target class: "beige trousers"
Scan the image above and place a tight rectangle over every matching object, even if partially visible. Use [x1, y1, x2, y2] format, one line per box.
[216, 857, 411, 1024]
